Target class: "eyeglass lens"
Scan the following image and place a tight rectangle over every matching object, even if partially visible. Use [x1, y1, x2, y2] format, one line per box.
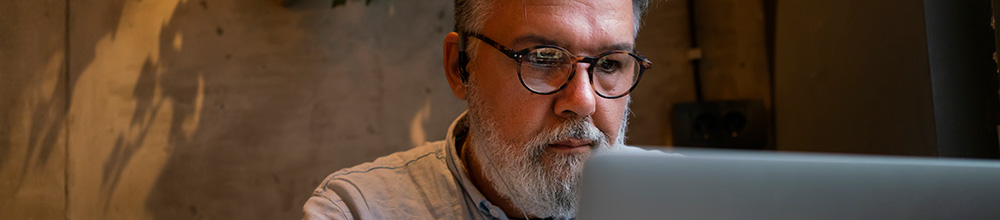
[518, 48, 640, 97]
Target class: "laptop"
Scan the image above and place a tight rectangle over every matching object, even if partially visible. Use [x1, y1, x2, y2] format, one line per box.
[578, 148, 1000, 219]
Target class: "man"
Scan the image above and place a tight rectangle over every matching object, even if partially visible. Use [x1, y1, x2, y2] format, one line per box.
[304, 0, 654, 219]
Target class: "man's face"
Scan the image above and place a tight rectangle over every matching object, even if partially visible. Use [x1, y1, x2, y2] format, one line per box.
[463, 0, 635, 217]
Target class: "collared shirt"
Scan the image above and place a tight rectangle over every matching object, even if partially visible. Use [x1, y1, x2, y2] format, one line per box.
[302, 111, 667, 219]
[303, 111, 508, 220]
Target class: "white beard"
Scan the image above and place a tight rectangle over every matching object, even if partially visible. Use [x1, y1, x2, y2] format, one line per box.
[465, 85, 630, 219]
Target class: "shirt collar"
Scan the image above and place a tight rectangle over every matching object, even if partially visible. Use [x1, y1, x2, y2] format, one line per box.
[444, 111, 510, 219]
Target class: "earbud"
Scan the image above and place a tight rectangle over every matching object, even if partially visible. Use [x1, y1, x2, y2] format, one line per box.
[458, 34, 470, 83]
[458, 51, 470, 83]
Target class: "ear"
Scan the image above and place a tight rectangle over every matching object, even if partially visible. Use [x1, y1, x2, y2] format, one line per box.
[443, 32, 468, 100]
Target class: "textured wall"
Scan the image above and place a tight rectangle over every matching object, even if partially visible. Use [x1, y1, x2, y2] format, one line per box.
[66, 0, 465, 219]
[630, 0, 772, 146]
[0, 0, 68, 219]
[3, 0, 465, 219]
[1, 0, 704, 219]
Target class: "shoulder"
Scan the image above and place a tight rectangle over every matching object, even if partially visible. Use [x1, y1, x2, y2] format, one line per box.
[303, 141, 463, 219]
[330, 141, 448, 179]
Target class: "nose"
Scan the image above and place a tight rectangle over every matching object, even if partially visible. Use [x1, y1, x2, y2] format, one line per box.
[553, 63, 597, 119]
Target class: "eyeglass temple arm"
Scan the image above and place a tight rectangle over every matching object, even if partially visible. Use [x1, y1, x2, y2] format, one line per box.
[631, 51, 653, 69]
[464, 33, 521, 59]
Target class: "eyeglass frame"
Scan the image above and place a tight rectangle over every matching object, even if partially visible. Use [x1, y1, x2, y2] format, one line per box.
[457, 32, 652, 99]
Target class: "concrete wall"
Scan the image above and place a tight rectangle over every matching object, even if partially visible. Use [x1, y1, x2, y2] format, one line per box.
[1, 0, 764, 218]
[0, 0, 68, 219]
[4, 0, 466, 218]
[630, 0, 696, 146]
[631, 0, 771, 146]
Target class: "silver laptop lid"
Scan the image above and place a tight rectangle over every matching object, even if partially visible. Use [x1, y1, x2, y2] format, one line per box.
[579, 148, 1000, 220]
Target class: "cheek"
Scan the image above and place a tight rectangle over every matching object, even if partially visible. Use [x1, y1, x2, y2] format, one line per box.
[472, 61, 551, 140]
[594, 98, 627, 137]
[490, 95, 552, 141]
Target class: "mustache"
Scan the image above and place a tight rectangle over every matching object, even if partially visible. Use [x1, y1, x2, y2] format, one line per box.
[531, 118, 609, 149]
[565, 120, 603, 142]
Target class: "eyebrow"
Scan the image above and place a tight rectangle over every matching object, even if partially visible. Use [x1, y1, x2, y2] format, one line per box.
[602, 43, 635, 52]
[509, 34, 636, 53]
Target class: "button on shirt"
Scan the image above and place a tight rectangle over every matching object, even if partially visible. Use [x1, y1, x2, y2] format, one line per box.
[302, 111, 667, 219]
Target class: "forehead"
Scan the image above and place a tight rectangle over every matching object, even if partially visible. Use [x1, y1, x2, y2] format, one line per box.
[482, 0, 635, 53]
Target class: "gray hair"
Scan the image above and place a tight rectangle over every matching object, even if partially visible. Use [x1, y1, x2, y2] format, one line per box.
[456, 0, 651, 62]
[455, 0, 650, 37]
[454, 0, 494, 67]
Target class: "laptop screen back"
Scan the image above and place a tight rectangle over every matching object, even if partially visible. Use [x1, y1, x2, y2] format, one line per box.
[578, 148, 1000, 220]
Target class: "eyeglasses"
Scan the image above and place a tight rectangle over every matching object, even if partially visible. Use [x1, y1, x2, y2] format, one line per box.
[462, 33, 652, 99]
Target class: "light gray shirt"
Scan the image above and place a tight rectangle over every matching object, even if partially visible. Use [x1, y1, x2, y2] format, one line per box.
[302, 112, 667, 219]
[303, 112, 510, 220]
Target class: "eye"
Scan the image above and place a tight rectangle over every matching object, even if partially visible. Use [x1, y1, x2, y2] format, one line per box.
[596, 57, 622, 73]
